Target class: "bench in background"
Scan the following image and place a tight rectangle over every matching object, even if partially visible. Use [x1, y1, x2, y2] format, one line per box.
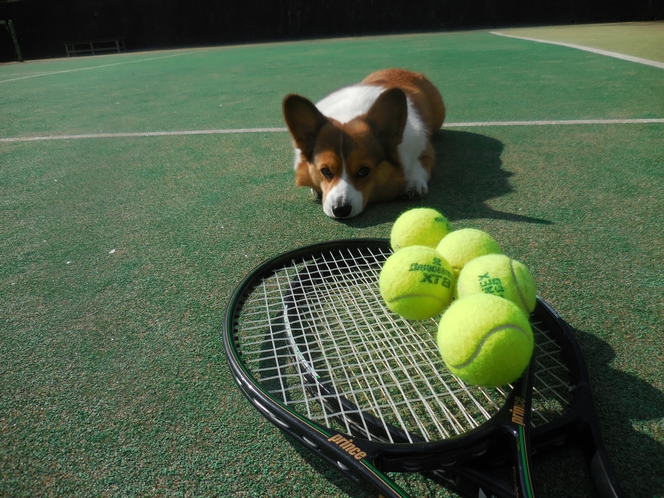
[63, 37, 126, 57]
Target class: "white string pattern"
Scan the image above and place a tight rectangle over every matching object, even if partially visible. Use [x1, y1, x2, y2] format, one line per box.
[234, 245, 570, 443]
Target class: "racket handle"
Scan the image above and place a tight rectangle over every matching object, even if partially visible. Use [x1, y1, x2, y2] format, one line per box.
[511, 425, 535, 498]
[509, 356, 536, 498]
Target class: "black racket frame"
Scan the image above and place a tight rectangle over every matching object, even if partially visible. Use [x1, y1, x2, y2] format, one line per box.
[223, 238, 624, 497]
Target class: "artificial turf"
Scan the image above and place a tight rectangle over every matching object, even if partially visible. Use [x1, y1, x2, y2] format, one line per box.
[1, 24, 663, 497]
[495, 21, 664, 63]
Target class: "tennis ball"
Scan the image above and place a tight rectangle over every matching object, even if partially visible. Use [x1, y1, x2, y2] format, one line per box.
[390, 208, 452, 251]
[379, 246, 454, 320]
[435, 228, 502, 277]
[437, 293, 534, 387]
[457, 254, 537, 314]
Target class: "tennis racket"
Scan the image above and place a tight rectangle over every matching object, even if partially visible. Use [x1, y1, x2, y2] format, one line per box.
[223, 239, 624, 497]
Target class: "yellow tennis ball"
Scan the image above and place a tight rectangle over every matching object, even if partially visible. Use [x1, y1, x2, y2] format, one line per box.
[435, 228, 502, 277]
[379, 246, 455, 320]
[437, 293, 534, 387]
[390, 208, 452, 251]
[456, 254, 537, 314]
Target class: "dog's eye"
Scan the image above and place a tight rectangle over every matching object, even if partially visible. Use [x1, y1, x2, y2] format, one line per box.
[321, 167, 334, 179]
[356, 166, 371, 179]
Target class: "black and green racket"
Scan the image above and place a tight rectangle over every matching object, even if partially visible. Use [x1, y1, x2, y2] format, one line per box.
[223, 239, 624, 497]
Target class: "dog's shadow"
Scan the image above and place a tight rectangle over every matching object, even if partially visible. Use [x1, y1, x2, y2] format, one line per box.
[431, 130, 552, 223]
[349, 129, 553, 227]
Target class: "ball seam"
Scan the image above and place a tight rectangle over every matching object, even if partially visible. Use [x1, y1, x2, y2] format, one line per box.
[449, 324, 532, 369]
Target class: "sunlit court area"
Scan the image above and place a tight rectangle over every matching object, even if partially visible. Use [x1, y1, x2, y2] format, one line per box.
[1, 1, 663, 497]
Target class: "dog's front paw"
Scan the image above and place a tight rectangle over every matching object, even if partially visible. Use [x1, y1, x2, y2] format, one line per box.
[403, 180, 429, 199]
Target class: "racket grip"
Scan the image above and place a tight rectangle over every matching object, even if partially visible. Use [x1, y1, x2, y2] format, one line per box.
[512, 426, 535, 498]
[510, 356, 536, 498]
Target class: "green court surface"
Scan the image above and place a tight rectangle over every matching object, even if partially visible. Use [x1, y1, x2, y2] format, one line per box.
[1, 23, 663, 497]
[494, 22, 664, 63]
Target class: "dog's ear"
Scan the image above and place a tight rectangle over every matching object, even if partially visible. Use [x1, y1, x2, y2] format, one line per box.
[366, 88, 407, 153]
[283, 95, 328, 161]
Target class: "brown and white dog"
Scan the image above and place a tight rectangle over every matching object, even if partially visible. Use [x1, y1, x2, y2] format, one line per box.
[283, 69, 445, 218]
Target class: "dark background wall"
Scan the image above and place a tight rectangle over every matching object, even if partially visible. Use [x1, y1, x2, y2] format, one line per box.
[1, 0, 662, 62]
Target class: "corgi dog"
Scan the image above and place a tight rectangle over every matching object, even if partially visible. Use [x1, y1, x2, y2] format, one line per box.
[283, 69, 445, 218]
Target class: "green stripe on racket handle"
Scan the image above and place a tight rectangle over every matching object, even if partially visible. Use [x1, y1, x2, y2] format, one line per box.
[512, 354, 535, 498]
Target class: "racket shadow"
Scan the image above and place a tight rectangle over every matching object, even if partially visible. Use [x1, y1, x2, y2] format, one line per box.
[281, 430, 378, 497]
[568, 328, 664, 497]
[250, 288, 391, 497]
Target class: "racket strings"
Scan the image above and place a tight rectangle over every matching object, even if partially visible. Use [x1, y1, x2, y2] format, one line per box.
[315, 257, 473, 440]
[238, 247, 505, 443]
[530, 322, 573, 425]
[233, 245, 573, 446]
[347, 258, 501, 434]
[290, 250, 437, 441]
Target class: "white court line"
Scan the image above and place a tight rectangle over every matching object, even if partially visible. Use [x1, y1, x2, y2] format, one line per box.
[0, 128, 289, 142]
[446, 118, 664, 127]
[491, 31, 664, 70]
[1, 119, 662, 143]
[0, 51, 196, 84]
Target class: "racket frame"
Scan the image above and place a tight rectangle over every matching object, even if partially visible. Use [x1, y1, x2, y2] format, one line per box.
[224, 239, 538, 497]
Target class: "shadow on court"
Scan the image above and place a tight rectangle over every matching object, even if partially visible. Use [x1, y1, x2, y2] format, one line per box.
[563, 328, 664, 498]
[429, 130, 552, 225]
[281, 432, 376, 498]
[280, 327, 664, 497]
[343, 129, 553, 228]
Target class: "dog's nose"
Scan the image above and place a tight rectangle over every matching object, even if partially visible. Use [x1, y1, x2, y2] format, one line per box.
[332, 204, 353, 218]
